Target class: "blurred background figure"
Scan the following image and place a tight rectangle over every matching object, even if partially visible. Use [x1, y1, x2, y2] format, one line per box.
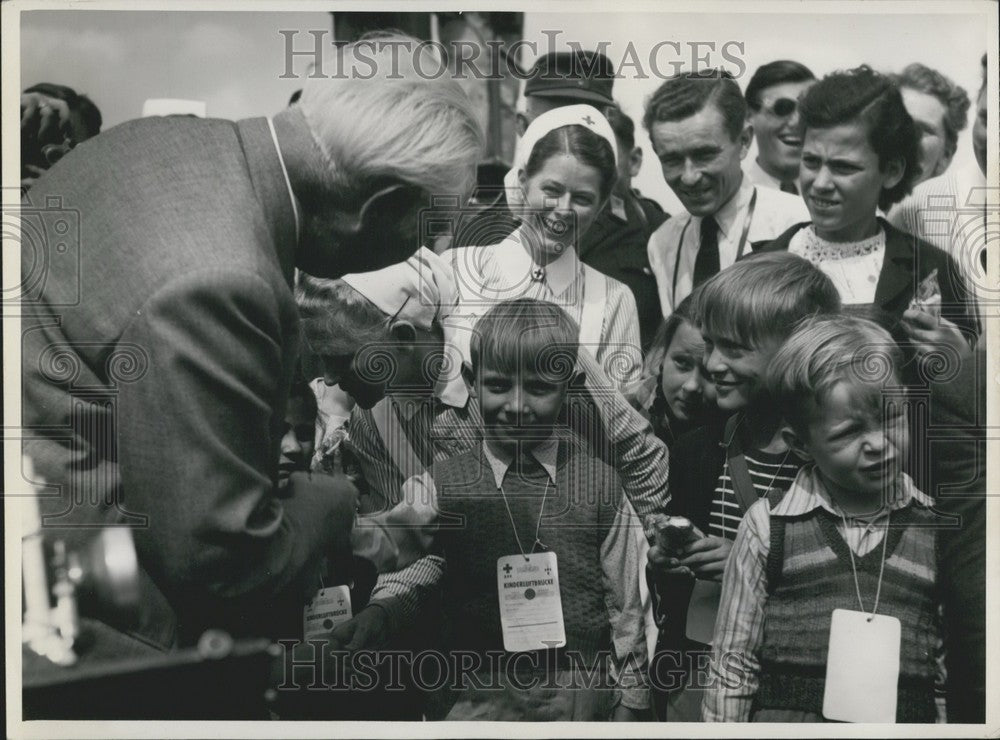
[889, 54, 991, 312]
[20, 82, 102, 190]
[743, 60, 815, 194]
[515, 49, 618, 132]
[278, 381, 319, 486]
[892, 63, 971, 184]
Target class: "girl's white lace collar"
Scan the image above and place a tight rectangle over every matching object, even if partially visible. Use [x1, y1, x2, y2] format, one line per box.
[794, 225, 886, 262]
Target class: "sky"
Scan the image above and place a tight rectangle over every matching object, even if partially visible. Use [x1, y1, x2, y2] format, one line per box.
[19, 5, 992, 213]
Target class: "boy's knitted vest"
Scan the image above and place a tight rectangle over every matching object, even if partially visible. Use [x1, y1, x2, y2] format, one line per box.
[434, 435, 623, 666]
[755, 495, 940, 723]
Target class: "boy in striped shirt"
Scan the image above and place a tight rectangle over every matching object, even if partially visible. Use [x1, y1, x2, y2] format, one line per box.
[646, 252, 840, 720]
[704, 315, 941, 722]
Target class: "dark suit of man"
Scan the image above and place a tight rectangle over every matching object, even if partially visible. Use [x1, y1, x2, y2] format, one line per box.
[579, 189, 667, 350]
[21, 115, 356, 651]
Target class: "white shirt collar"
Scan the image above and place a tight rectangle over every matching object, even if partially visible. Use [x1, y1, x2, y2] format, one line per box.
[707, 173, 754, 239]
[266, 117, 301, 244]
[773, 465, 933, 519]
[482, 436, 559, 489]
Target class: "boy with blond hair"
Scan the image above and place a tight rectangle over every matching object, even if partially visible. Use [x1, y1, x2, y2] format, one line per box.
[704, 315, 941, 723]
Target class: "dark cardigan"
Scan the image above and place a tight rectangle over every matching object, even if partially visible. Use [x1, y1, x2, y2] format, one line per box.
[753, 218, 980, 340]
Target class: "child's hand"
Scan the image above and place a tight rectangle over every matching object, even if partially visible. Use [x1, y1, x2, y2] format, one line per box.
[900, 309, 972, 366]
[676, 536, 733, 582]
[327, 604, 391, 653]
[647, 542, 693, 578]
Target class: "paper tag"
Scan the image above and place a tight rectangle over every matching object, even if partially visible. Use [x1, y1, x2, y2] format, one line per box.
[685, 579, 722, 645]
[497, 552, 566, 653]
[303, 585, 352, 641]
[822, 609, 901, 723]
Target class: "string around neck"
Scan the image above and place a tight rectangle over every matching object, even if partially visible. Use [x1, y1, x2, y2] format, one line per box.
[840, 508, 891, 622]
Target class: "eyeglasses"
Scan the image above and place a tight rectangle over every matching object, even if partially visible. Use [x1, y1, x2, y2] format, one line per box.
[762, 98, 797, 117]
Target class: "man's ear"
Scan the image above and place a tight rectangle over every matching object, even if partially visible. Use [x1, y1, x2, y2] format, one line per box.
[628, 147, 643, 179]
[515, 112, 529, 137]
[739, 123, 754, 160]
[388, 320, 418, 350]
[781, 424, 812, 462]
[328, 183, 426, 237]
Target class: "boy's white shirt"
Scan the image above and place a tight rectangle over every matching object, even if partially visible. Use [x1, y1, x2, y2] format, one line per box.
[398, 440, 652, 710]
[702, 466, 937, 722]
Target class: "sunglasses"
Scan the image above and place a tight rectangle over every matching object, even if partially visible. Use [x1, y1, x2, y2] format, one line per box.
[762, 97, 797, 117]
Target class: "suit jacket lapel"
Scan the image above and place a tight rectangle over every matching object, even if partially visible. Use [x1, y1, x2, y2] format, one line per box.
[873, 221, 916, 311]
[235, 117, 297, 286]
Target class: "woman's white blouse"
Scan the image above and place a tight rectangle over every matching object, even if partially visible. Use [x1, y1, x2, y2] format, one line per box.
[789, 225, 887, 305]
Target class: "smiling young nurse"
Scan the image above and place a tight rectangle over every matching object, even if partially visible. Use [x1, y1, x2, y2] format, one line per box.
[449, 105, 643, 392]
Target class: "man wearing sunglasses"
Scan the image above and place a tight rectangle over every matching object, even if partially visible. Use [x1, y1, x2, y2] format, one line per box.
[744, 60, 816, 195]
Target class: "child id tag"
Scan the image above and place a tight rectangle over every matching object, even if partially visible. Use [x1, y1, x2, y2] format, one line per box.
[497, 552, 566, 653]
[822, 609, 901, 723]
[303, 585, 352, 641]
[685, 579, 723, 645]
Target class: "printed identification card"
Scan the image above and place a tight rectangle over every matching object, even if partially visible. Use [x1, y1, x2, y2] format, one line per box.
[685, 578, 723, 645]
[303, 585, 352, 641]
[497, 552, 566, 653]
[822, 608, 901, 723]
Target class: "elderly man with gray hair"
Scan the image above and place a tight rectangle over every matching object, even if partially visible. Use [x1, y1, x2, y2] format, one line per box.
[21, 34, 483, 655]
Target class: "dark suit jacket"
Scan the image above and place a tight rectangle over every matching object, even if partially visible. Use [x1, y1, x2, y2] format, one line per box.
[21, 114, 356, 650]
[664, 421, 730, 532]
[930, 347, 986, 722]
[579, 190, 667, 350]
[756, 218, 979, 339]
[647, 419, 728, 655]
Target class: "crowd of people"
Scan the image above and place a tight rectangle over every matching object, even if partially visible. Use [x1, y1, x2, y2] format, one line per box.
[20, 32, 988, 724]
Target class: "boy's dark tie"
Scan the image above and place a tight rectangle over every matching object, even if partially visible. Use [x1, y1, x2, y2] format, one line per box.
[693, 215, 720, 287]
[780, 180, 799, 195]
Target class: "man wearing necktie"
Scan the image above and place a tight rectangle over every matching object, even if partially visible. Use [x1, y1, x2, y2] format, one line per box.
[644, 69, 810, 312]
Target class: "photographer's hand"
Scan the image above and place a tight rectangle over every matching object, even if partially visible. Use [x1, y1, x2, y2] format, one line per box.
[21, 93, 75, 188]
[21, 92, 73, 148]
